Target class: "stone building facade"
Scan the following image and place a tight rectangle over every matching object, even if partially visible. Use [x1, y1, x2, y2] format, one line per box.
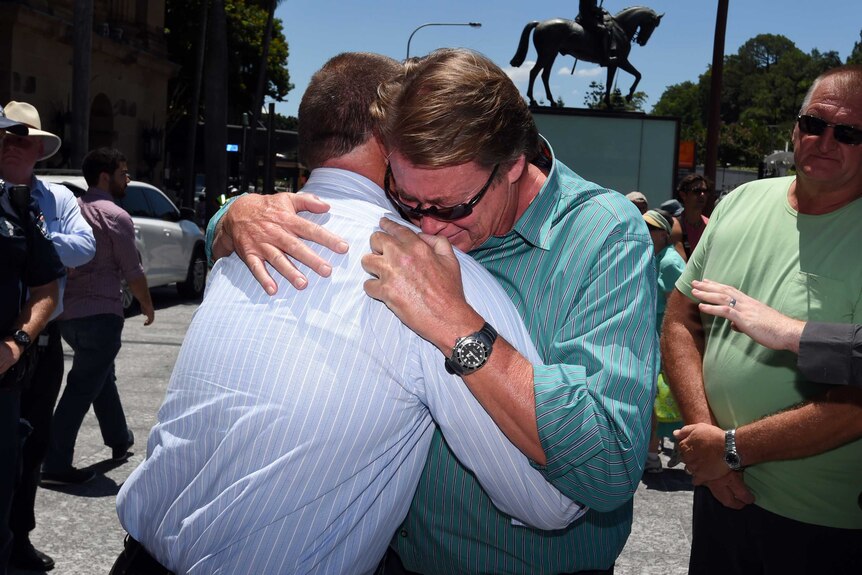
[0, 0, 174, 184]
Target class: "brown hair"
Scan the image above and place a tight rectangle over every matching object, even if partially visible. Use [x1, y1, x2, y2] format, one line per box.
[298, 52, 403, 170]
[676, 173, 712, 197]
[82, 147, 127, 187]
[372, 48, 541, 171]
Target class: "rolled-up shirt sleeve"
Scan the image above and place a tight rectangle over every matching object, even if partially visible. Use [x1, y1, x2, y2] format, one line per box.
[533, 234, 658, 512]
[799, 322, 862, 388]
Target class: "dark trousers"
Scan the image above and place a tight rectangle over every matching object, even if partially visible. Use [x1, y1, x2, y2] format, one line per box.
[44, 314, 130, 472]
[10, 321, 64, 537]
[377, 547, 614, 575]
[0, 389, 21, 574]
[690, 485, 862, 575]
[109, 535, 174, 575]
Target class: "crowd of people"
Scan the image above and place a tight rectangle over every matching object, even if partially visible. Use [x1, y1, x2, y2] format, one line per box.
[2, 50, 861, 575]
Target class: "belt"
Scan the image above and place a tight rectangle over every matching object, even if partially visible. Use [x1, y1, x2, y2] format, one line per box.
[110, 535, 175, 575]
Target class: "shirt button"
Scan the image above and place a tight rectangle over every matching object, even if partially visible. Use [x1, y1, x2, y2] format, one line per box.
[399, 529, 408, 538]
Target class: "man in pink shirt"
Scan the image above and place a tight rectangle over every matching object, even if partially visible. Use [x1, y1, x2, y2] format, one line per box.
[42, 148, 154, 485]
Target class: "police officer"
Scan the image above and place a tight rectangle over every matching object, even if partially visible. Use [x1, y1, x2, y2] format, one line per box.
[1, 101, 95, 572]
[0, 174, 65, 574]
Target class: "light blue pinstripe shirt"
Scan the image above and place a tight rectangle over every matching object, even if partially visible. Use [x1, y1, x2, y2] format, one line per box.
[116, 168, 584, 575]
[29, 177, 95, 318]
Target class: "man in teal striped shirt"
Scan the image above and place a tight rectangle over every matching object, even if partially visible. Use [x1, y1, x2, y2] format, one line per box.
[364, 48, 657, 575]
[210, 49, 657, 574]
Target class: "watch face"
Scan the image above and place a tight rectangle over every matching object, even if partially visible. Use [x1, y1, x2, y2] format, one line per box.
[725, 452, 741, 469]
[454, 338, 488, 369]
[12, 330, 30, 347]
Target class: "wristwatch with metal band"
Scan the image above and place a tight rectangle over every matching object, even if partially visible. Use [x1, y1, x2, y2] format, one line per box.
[445, 322, 498, 376]
[724, 428, 744, 471]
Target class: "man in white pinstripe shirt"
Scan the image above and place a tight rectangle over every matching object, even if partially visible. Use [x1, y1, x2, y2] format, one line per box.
[113, 53, 583, 575]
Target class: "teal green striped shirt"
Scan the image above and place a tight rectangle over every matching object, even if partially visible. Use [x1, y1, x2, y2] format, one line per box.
[393, 148, 659, 574]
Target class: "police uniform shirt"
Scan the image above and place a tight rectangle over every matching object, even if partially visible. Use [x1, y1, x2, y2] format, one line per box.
[0, 186, 65, 332]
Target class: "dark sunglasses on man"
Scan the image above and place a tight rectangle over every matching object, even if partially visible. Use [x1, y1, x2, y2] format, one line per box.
[797, 114, 862, 146]
[384, 163, 499, 222]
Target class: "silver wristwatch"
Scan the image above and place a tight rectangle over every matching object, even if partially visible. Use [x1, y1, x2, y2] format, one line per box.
[724, 428, 744, 471]
[444, 322, 498, 376]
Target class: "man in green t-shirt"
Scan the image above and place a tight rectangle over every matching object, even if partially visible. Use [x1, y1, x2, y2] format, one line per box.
[662, 65, 862, 574]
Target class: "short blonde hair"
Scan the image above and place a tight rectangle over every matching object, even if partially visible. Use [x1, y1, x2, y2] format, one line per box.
[372, 48, 541, 170]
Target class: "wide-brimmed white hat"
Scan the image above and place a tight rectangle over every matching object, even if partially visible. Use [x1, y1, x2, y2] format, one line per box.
[0, 104, 28, 136]
[3, 101, 62, 161]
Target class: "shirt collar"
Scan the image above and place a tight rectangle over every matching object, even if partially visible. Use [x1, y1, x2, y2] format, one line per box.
[305, 167, 391, 212]
[483, 136, 559, 252]
[30, 176, 56, 201]
[85, 186, 114, 201]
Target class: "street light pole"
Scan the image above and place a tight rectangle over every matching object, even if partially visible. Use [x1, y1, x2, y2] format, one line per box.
[406, 22, 481, 59]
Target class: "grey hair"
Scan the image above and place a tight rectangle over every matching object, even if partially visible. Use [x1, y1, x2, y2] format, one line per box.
[799, 65, 862, 114]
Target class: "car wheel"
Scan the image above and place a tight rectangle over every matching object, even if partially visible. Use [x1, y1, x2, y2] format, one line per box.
[177, 245, 207, 299]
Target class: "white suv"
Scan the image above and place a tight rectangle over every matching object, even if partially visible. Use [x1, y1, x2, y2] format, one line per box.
[40, 175, 207, 310]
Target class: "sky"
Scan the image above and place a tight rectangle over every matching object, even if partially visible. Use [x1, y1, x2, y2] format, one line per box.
[272, 0, 860, 117]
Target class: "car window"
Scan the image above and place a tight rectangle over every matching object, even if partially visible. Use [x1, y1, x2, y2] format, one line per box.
[59, 181, 87, 197]
[143, 187, 179, 221]
[118, 185, 153, 217]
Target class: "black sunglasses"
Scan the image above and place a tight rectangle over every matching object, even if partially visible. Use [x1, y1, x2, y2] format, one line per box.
[797, 114, 862, 146]
[684, 186, 711, 196]
[384, 163, 499, 222]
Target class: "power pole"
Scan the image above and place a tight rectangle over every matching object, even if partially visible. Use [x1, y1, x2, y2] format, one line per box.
[204, 0, 228, 223]
[245, 0, 279, 193]
[705, 0, 729, 189]
[184, 0, 210, 211]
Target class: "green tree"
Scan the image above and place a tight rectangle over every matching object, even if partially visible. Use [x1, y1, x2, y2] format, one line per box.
[165, 0, 293, 129]
[272, 114, 298, 131]
[583, 81, 647, 111]
[847, 29, 862, 65]
[652, 81, 707, 163]
[720, 34, 803, 124]
[226, 0, 292, 117]
[652, 81, 705, 127]
[651, 32, 857, 168]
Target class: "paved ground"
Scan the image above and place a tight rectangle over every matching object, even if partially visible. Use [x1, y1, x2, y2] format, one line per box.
[13, 287, 694, 575]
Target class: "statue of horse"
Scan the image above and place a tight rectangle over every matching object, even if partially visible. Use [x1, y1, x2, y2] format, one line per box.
[510, 6, 663, 108]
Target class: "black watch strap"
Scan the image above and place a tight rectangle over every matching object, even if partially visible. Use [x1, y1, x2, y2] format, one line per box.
[11, 329, 31, 349]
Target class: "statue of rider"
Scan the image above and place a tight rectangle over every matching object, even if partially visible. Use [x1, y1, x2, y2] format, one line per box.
[578, 0, 617, 64]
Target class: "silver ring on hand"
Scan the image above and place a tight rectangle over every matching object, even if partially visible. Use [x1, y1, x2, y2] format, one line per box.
[728, 297, 737, 308]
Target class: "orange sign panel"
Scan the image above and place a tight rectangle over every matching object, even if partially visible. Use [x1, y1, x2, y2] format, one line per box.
[678, 140, 696, 170]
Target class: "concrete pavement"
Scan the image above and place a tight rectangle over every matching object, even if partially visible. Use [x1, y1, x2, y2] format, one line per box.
[14, 287, 694, 575]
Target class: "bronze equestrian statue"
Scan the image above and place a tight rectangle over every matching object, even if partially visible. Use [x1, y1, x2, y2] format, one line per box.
[510, 6, 663, 108]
